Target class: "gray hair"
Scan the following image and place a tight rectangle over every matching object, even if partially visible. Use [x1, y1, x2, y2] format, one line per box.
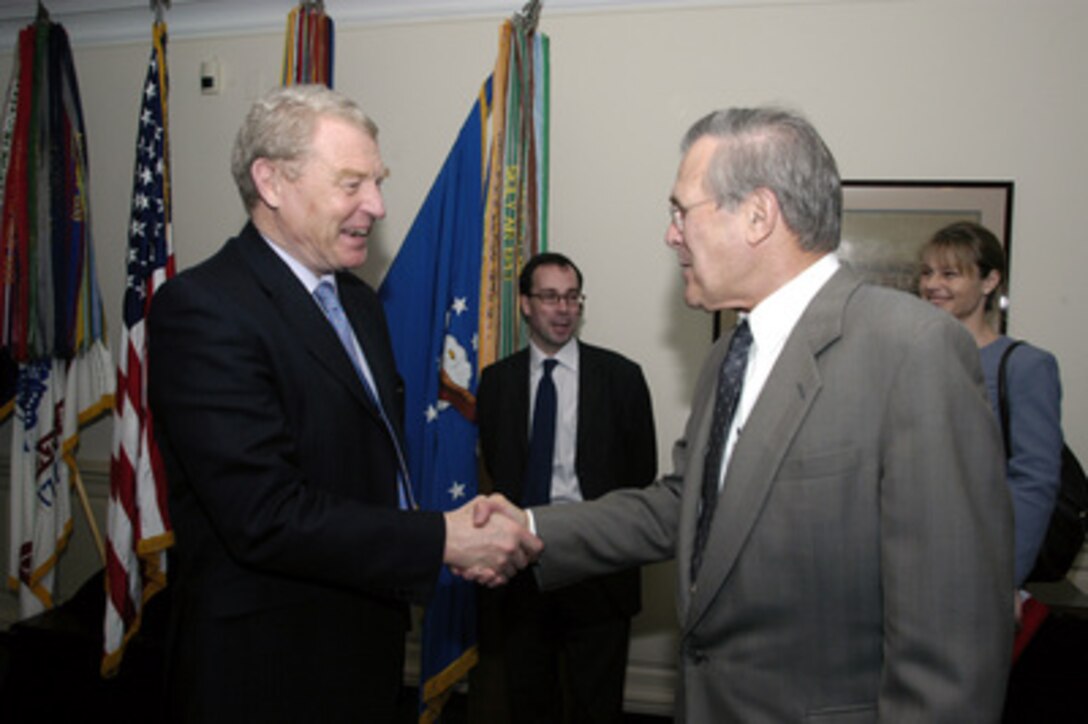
[231, 84, 379, 211]
[681, 107, 842, 253]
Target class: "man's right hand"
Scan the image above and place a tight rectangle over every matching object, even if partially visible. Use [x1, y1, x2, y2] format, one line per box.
[443, 495, 541, 587]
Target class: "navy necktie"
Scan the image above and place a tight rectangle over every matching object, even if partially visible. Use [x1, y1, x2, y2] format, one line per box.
[523, 358, 558, 507]
[691, 319, 753, 580]
[313, 280, 416, 510]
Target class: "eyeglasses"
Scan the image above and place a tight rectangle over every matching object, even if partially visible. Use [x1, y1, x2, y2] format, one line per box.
[669, 197, 717, 232]
[528, 290, 586, 307]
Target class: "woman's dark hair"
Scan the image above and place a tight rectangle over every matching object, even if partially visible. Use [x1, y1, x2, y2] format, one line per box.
[922, 221, 1006, 310]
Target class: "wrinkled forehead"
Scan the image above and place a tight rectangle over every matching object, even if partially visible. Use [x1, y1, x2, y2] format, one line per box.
[306, 116, 387, 172]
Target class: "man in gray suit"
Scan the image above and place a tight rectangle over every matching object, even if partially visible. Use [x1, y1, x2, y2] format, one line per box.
[473, 107, 1014, 721]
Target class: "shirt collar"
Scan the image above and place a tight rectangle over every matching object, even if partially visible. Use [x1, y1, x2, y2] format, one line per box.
[529, 337, 579, 373]
[261, 235, 330, 295]
[746, 253, 840, 351]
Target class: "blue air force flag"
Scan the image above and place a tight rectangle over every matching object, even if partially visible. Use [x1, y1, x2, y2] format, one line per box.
[379, 83, 489, 721]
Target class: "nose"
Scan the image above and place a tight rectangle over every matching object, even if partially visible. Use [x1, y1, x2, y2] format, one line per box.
[665, 220, 683, 248]
[363, 182, 386, 220]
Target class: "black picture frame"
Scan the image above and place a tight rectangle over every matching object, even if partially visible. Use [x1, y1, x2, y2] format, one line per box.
[713, 180, 1014, 339]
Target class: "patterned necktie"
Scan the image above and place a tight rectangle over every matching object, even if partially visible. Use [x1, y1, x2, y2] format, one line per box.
[522, 358, 558, 507]
[691, 319, 753, 581]
[313, 280, 416, 510]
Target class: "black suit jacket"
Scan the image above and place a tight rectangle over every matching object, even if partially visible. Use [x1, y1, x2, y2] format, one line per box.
[476, 341, 656, 619]
[148, 223, 445, 723]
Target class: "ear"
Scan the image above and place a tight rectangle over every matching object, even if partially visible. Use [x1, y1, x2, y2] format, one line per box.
[519, 293, 532, 319]
[981, 268, 1002, 296]
[251, 158, 283, 209]
[745, 187, 779, 246]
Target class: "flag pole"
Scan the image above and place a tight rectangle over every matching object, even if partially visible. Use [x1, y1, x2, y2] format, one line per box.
[71, 465, 105, 563]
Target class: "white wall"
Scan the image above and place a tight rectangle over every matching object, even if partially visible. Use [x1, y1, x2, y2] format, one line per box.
[1, 0, 1086, 707]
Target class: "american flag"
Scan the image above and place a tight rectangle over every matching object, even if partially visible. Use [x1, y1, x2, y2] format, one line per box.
[102, 21, 176, 677]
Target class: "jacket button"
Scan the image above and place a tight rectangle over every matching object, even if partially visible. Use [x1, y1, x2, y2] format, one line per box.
[684, 641, 707, 664]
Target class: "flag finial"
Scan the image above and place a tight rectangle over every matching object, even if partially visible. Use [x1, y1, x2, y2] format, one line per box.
[150, 0, 169, 25]
[514, 0, 541, 33]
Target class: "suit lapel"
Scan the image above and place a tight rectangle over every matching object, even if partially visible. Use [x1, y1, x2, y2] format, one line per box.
[510, 349, 532, 498]
[233, 225, 377, 414]
[574, 342, 597, 487]
[677, 335, 729, 616]
[337, 274, 398, 416]
[685, 268, 860, 628]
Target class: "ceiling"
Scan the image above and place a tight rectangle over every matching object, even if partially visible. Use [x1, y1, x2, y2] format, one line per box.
[0, 1, 842, 50]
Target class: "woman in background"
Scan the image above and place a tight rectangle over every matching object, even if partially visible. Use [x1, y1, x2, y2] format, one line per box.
[918, 220, 1062, 589]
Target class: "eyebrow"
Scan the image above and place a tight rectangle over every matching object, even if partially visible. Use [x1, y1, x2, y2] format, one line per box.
[536, 285, 581, 291]
[336, 166, 391, 182]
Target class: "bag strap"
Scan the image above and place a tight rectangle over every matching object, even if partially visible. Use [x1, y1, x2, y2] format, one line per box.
[997, 340, 1026, 459]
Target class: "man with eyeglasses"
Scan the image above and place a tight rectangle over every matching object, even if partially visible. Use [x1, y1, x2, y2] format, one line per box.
[474, 108, 1013, 721]
[473, 251, 657, 723]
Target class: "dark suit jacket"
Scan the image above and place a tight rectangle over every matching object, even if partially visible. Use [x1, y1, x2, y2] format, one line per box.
[533, 268, 1014, 722]
[148, 223, 446, 723]
[476, 341, 656, 619]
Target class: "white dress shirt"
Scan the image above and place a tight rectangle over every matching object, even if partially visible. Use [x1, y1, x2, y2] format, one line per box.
[714, 253, 841, 490]
[529, 338, 583, 504]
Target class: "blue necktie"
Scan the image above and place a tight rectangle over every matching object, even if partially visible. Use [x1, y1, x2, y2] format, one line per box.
[691, 319, 753, 580]
[523, 358, 558, 507]
[313, 280, 416, 510]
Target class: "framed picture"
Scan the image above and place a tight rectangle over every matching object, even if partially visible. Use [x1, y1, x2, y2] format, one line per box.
[840, 180, 1013, 291]
[713, 180, 1014, 339]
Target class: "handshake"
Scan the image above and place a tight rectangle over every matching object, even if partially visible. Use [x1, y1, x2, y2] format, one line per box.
[443, 494, 542, 587]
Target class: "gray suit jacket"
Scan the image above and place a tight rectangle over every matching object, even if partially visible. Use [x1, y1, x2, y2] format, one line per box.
[534, 267, 1014, 723]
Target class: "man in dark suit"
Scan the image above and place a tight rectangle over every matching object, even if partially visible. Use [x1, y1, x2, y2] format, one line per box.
[475, 252, 656, 723]
[475, 108, 1014, 721]
[148, 84, 540, 724]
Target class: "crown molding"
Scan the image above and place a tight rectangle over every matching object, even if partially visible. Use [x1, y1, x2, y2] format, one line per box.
[0, 0, 856, 52]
